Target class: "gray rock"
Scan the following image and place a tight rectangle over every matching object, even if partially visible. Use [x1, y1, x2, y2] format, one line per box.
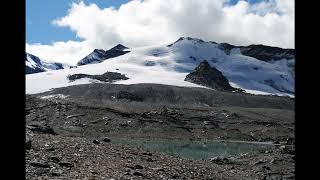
[132, 171, 143, 176]
[58, 162, 74, 168]
[93, 140, 100, 144]
[252, 159, 266, 165]
[134, 165, 143, 169]
[30, 161, 50, 168]
[103, 137, 111, 142]
[27, 125, 57, 135]
[50, 169, 63, 176]
[25, 138, 32, 150]
[209, 157, 230, 164]
[49, 156, 60, 163]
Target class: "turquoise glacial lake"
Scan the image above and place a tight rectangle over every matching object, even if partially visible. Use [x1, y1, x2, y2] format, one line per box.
[112, 138, 273, 160]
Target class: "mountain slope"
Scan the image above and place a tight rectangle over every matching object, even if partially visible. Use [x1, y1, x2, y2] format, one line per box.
[26, 53, 67, 74]
[77, 44, 130, 66]
[26, 37, 294, 97]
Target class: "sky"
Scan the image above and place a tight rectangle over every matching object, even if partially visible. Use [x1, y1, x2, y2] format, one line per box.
[26, 0, 129, 44]
[26, 0, 294, 65]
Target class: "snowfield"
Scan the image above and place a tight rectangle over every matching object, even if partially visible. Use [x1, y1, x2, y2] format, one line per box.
[26, 38, 294, 97]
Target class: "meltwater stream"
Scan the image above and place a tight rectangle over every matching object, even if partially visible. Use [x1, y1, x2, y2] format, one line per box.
[112, 138, 274, 160]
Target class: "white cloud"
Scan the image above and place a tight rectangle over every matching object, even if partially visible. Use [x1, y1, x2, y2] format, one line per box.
[26, 0, 294, 65]
[26, 41, 92, 65]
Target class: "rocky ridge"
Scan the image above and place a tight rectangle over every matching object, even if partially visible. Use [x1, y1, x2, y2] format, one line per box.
[77, 44, 130, 66]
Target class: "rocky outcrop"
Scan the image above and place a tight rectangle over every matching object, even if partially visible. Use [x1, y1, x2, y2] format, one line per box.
[68, 72, 129, 83]
[185, 60, 238, 92]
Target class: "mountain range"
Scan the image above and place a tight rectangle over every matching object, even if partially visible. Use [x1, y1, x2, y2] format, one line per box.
[26, 37, 294, 97]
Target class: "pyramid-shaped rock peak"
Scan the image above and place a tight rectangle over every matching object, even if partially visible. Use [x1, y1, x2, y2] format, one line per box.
[185, 60, 238, 92]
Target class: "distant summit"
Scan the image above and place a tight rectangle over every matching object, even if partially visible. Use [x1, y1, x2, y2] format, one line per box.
[77, 44, 130, 66]
[26, 53, 66, 74]
[167, 37, 206, 47]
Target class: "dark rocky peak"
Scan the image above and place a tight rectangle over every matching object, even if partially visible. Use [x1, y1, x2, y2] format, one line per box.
[77, 49, 107, 66]
[185, 60, 239, 92]
[77, 44, 130, 66]
[195, 60, 211, 71]
[109, 44, 129, 51]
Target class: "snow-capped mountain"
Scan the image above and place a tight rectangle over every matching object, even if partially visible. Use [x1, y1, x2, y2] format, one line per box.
[26, 53, 68, 74]
[77, 44, 130, 66]
[26, 37, 294, 97]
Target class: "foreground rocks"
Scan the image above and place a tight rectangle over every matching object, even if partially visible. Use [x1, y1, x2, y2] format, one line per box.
[26, 94, 294, 142]
[26, 83, 294, 179]
[26, 134, 294, 180]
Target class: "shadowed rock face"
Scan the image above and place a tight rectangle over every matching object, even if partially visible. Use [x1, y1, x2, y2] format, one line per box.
[185, 60, 237, 92]
[240, 45, 294, 61]
[26, 53, 47, 74]
[217, 43, 294, 61]
[26, 66, 45, 74]
[77, 44, 130, 66]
